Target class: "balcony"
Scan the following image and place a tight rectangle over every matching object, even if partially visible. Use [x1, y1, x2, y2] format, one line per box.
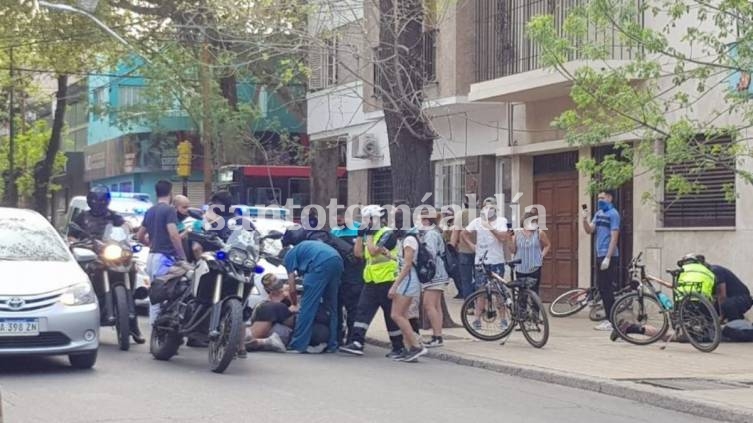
[471, 0, 643, 103]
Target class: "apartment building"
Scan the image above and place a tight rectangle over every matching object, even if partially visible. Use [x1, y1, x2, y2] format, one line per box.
[307, 0, 753, 300]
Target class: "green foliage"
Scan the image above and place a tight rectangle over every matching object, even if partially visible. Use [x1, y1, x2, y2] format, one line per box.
[528, 0, 753, 204]
[0, 120, 67, 201]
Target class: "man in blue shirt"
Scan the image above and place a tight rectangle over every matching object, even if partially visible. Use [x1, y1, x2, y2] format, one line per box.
[583, 190, 621, 332]
[282, 239, 344, 353]
[331, 210, 365, 344]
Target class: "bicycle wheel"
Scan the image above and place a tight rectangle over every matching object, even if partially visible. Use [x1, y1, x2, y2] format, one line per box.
[519, 289, 549, 348]
[549, 288, 589, 317]
[611, 292, 669, 345]
[678, 293, 721, 353]
[461, 289, 514, 341]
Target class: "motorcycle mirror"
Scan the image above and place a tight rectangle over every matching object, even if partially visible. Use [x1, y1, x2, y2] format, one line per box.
[263, 230, 284, 240]
[265, 256, 283, 267]
[187, 208, 204, 220]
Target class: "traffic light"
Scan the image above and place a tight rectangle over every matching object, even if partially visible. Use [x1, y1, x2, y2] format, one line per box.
[177, 141, 192, 177]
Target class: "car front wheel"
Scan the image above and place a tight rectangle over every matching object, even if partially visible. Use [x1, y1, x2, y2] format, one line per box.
[69, 350, 98, 369]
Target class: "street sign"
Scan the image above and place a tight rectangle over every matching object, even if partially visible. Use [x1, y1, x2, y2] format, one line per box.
[177, 140, 192, 177]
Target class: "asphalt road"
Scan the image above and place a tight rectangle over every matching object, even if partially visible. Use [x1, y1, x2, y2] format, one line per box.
[0, 328, 716, 423]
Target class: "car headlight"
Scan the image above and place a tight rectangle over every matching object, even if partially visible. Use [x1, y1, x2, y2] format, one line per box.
[102, 245, 124, 261]
[60, 282, 96, 306]
[229, 249, 247, 265]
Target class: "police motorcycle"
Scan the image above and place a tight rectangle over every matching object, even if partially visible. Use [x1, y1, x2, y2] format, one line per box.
[149, 217, 284, 373]
[68, 222, 143, 351]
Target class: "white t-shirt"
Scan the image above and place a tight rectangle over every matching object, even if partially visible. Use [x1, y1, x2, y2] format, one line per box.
[466, 216, 508, 264]
[398, 235, 420, 284]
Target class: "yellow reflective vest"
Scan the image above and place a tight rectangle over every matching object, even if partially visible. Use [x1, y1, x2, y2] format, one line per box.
[677, 263, 716, 300]
[363, 227, 398, 284]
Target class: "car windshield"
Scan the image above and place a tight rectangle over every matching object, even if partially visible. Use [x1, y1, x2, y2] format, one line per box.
[0, 216, 70, 261]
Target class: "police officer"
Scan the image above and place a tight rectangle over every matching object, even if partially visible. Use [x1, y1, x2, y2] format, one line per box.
[69, 185, 145, 344]
[340, 205, 404, 358]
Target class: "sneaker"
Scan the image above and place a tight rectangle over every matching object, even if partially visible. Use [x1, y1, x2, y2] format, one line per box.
[385, 348, 406, 359]
[499, 319, 509, 331]
[594, 320, 613, 331]
[472, 320, 482, 330]
[425, 337, 443, 348]
[267, 332, 287, 353]
[402, 346, 428, 362]
[466, 307, 475, 316]
[340, 341, 364, 356]
[306, 343, 327, 354]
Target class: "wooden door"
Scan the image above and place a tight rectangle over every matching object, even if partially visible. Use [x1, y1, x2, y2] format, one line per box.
[535, 172, 579, 302]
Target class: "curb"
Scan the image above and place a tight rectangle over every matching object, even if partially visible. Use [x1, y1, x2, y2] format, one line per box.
[365, 337, 753, 423]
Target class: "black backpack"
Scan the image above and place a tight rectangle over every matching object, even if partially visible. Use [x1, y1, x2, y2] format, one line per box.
[407, 233, 436, 284]
[306, 230, 359, 264]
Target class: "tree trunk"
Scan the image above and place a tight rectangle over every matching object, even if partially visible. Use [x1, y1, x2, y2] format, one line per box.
[311, 139, 339, 226]
[379, 0, 435, 207]
[32, 74, 67, 217]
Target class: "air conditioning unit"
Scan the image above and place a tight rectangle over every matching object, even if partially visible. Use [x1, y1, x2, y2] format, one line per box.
[351, 134, 382, 159]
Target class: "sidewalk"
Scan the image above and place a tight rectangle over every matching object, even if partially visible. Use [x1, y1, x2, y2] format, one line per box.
[364, 292, 753, 422]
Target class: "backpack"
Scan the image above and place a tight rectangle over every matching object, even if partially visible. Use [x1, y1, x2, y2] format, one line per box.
[676, 262, 716, 300]
[407, 233, 436, 284]
[443, 243, 459, 277]
[306, 230, 359, 264]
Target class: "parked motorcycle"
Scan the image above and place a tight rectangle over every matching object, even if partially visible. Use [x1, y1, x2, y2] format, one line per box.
[149, 225, 283, 373]
[69, 222, 143, 351]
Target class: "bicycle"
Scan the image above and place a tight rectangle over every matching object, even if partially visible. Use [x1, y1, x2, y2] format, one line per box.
[460, 252, 550, 348]
[610, 252, 721, 353]
[550, 286, 605, 321]
[550, 285, 632, 321]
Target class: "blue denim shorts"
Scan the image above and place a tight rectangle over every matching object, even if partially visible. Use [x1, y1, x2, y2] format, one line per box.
[473, 263, 505, 290]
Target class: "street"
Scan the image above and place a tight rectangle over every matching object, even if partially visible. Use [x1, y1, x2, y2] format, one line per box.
[1, 329, 715, 423]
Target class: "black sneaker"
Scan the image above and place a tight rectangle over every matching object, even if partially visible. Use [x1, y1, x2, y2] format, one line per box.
[402, 346, 428, 362]
[340, 341, 364, 356]
[425, 337, 443, 348]
[386, 348, 406, 359]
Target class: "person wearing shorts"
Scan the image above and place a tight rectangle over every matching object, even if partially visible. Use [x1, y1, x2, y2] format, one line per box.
[419, 209, 450, 348]
[387, 206, 428, 363]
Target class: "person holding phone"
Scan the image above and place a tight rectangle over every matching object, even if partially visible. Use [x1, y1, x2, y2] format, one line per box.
[582, 190, 621, 332]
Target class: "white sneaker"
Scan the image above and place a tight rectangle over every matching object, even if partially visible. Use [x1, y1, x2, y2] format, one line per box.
[267, 332, 287, 353]
[594, 321, 613, 331]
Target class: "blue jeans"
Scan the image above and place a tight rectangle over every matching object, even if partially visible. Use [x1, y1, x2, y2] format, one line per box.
[146, 253, 175, 325]
[289, 257, 344, 352]
[458, 253, 475, 298]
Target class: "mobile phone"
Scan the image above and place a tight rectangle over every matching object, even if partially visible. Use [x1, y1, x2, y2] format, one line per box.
[506, 222, 513, 233]
[581, 204, 588, 210]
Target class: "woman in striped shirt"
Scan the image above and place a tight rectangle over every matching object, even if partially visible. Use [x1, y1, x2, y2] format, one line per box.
[511, 211, 551, 294]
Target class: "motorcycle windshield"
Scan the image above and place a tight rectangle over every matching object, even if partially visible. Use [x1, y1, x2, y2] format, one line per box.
[103, 224, 128, 243]
[226, 229, 259, 256]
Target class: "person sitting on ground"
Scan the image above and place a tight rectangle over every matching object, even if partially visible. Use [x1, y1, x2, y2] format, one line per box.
[246, 274, 298, 353]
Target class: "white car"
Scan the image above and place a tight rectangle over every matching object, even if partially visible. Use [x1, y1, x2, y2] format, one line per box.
[0, 208, 99, 368]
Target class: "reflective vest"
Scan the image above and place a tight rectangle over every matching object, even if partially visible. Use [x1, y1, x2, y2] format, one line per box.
[363, 227, 398, 284]
[677, 263, 716, 300]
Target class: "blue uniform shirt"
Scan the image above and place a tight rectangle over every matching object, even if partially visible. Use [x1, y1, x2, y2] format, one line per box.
[331, 221, 360, 238]
[284, 240, 341, 275]
[593, 207, 620, 258]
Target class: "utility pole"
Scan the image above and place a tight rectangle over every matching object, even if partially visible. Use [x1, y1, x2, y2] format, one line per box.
[199, 36, 213, 202]
[7, 47, 16, 207]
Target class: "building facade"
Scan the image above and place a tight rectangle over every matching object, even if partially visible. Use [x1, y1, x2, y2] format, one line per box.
[308, 0, 753, 301]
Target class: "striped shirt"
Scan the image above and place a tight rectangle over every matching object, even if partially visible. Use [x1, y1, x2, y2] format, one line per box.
[514, 229, 543, 274]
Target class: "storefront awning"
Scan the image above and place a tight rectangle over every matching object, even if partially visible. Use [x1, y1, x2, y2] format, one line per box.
[242, 165, 347, 178]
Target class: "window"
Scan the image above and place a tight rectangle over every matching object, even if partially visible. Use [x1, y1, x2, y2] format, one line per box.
[369, 167, 392, 206]
[325, 36, 339, 86]
[309, 35, 339, 90]
[373, 47, 384, 99]
[423, 29, 438, 83]
[93, 87, 108, 108]
[119, 182, 133, 193]
[663, 136, 736, 228]
[118, 85, 144, 108]
[434, 160, 465, 207]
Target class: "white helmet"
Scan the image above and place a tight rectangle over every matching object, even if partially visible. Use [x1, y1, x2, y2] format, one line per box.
[361, 204, 385, 219]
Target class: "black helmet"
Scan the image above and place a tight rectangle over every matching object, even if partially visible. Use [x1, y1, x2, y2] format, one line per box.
[87, 185, 111, 217]
[377, 229, 398, 251]
[281, 225, 308, 248]
[208, 190, 234, 217]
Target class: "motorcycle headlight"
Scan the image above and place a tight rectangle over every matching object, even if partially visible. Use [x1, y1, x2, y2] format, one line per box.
[60, 282, 96, 306]
[229, 249, 247, 265]
[102, 245, 124, 261]
[243, 258, 257, 269]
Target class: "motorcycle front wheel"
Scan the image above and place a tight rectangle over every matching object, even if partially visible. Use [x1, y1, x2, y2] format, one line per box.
[209, 298, 244, 374]
[113, 285, 130, 351]
[150, 326, 181, 361]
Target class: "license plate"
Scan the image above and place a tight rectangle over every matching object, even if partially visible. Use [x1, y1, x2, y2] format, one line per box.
[0, 318, 40, 336]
